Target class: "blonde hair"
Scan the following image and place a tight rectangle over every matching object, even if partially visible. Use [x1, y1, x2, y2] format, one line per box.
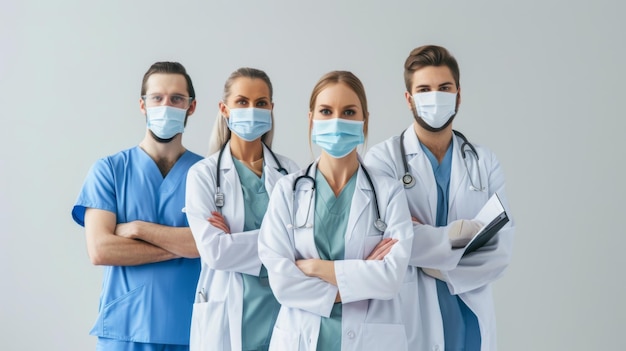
[207, 67, 275, 156]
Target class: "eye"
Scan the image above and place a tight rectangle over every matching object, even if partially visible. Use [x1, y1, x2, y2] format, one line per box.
[236, 99, 248, 106]
[171, 95, 185, 103]
[343, 109, 356, 116]
[256, 100, 268, 107]
[416, 88, 430, 93]
[319, 108, 332, 116]
[150, 94, 163, 102]
[440, 86, 451, 92]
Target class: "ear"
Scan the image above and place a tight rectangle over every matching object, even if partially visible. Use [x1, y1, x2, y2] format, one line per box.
[186, 99, 197, 116]
[308, 111, 313, 128]
[456, 87, 462, 108]
[219, 101, 229, 118]
[404, 91, 413, 110]
[139, 98, 147, 115]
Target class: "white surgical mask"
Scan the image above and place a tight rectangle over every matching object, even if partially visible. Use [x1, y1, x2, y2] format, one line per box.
[412, 91, 457, 129]
[146, 106, 187, 139]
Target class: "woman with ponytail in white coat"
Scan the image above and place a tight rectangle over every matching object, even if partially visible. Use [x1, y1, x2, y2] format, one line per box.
[185, 68, 299, 351]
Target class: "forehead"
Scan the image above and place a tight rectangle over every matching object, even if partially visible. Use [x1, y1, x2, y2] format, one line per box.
[315, 83, 360, 106]
[228, 77, 270, 98]
[411, 65, 455, 86]
[145, 73, 188, 94]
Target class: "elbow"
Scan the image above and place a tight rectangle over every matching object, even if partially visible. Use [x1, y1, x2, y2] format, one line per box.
[87, 247, 109, 266]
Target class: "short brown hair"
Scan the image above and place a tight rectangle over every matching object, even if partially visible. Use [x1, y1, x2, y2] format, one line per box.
[141, 62, 195, 98]
[404, 45, 460, 92]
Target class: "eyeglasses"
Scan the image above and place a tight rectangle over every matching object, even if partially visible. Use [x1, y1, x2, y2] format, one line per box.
[142, 93, 193, 109]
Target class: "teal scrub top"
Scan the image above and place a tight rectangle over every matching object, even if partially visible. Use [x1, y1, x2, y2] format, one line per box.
[420, 143, 481, 351]
[233, 158, 280, 351]
[313, 170, 357, 351]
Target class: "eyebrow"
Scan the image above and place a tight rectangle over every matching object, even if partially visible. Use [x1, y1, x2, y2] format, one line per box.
[415, 82, 454, 89]
[318, 104, 360, 109]
[234, 95, 270, 101]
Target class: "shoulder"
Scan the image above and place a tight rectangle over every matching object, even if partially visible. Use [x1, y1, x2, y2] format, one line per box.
[367, 136, 401, 156]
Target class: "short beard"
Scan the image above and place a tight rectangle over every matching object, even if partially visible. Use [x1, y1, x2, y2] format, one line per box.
[410, 101, 456, 133]
[149, 130, 177, 143]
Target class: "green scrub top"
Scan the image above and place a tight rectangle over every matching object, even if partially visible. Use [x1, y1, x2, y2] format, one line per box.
[314, 170, 357, 351]
[233, 158, 280, 351]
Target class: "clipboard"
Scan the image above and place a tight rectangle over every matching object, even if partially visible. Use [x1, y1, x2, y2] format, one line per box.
[462, 193, 509, 256]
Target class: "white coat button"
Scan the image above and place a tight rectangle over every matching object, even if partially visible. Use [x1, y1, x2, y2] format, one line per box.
[347, 330, 355, 339]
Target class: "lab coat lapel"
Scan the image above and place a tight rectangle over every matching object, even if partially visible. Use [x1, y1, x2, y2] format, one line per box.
[220, 144, 245, 233]
[293, 162, 318, 259]
[345, 166, 370, 245]
[449, 134, 468, 213]
[262, 144, 281, 195]
[404, 127, 438, 222]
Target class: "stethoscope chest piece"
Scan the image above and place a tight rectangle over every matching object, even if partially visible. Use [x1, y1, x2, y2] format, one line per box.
[374, 219, 387, 232]
[402, 173, 415, 189]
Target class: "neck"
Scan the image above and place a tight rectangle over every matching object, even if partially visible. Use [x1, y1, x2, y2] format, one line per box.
[413, 122, 452, 163]
[317, 151, 359, 196]
[229, 135, 264, 163]
[139, 131, 186, 176]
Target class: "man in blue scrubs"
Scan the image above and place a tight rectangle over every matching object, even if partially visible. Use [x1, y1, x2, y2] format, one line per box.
[72, 62, 203, 351]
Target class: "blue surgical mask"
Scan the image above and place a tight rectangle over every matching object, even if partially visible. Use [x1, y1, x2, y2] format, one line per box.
[312, 118, 364, 158]
[412, 91, 457, 128]
[146, 106, 187, 139]
[227, 107, 272, 142]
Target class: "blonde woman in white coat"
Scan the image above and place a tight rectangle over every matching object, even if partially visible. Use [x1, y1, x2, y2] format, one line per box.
[258, 71, 414, 351]
[185, 68, 299, 351]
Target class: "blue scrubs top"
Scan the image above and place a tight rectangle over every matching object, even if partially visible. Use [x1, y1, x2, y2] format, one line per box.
[314, 170, 357, 351]
[233, 159, 280, 351]
[420, 143, 481, 351]
[71, 146, 202, 345]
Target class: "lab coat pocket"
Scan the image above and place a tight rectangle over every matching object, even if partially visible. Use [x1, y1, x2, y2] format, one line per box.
[358, 323, 408, 351]
[190, 301, 228, 351]
[363, 234, 383, 259]
[269, 325, 301, 351]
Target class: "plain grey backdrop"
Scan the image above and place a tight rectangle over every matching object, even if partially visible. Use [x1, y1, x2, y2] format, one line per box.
[1, 0, 624, 350]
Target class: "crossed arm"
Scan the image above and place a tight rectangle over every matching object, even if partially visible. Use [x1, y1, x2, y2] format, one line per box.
[84, 208, 199, 266]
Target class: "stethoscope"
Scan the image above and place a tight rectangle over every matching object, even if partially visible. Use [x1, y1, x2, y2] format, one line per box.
[399, 129, 485, 192]
[214, 141, 287, 210]
[288, 162, 388, 233]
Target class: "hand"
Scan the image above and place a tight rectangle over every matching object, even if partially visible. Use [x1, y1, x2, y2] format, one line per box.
[208, 211, 231, 234]
[366, 237, 398, 260]
[422, 267, 445, 281]
[114, 221, 142, 239]
[411, 216, 422, 224]
[295, 259, 320, 277]
[448, 219, 483, 248]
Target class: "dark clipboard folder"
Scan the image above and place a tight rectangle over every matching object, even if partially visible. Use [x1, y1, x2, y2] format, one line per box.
[462, 193, 509, 256]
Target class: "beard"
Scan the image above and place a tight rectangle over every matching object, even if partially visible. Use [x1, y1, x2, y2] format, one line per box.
[149, 130, 177, 143]
[410, 100, 457, 132]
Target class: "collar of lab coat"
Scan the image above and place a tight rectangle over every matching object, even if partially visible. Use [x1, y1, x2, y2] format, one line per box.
[298, 156, 374, 243]
[402, 124, 470, 223]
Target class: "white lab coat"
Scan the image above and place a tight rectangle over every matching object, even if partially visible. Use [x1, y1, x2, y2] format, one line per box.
[364, 125, 515, 351]
[185, 142, 299, 351]
[258, 158, 415, 351]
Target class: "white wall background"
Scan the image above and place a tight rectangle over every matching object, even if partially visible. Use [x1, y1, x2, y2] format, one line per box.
[1, 0, 624, 350]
